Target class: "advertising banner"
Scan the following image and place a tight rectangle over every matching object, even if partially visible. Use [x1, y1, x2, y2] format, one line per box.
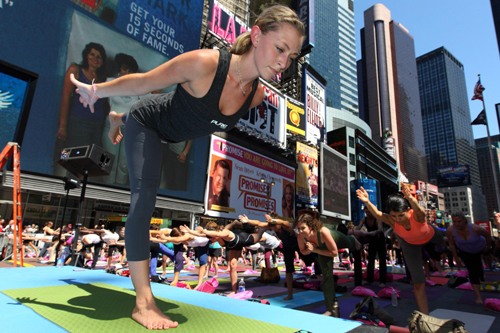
[73, 0, 204, 58]
[437, 165, 471, 187]
[295, 142, 318, 206]
[0, 1, 209, 202]
[205, 136, 295, 220]
[476, 221, 492, 235]
[286, 96, 306, 137]
[350, 179, 379, 225]
[207, 0, 248, 45]
[238, 80, 286, 149]
[320, 143, 350, 220]
[296, 0, 315, 56]
[303, 70, 326, 145]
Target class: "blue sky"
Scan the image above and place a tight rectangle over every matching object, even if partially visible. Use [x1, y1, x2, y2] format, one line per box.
[354, 0, 500, 139]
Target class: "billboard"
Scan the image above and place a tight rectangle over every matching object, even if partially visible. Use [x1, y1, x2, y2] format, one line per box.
[303, 69, 326, 145]
[237, 80, 287, 149]
[73, 0, 204, 58]
[320, 143, 350, 220]
[207, 0, 248, 45]
[286, 96, 306, 137]
[296, 0, 315, 56]
[205, 136, 295, 220]
[350, 179, 379, 225]
[327, 127, 347, 157]
[437, 165, 471, 187]
[0, 1, 209, 202]
[295, 142, 318, 206]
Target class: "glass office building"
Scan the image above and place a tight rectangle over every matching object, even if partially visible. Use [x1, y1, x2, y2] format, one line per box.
[308, 0, 358, 114]
[417, 47, 481, 187]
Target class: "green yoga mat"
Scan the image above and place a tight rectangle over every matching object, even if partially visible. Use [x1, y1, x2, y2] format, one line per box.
[3, 283, 298, 333]
[184, 278, 231, 287]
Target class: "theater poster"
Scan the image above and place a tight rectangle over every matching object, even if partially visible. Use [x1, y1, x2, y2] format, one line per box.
[295, 141, 318, 206]
[205, 136, 295, 220]
[238, 80, 287, 149]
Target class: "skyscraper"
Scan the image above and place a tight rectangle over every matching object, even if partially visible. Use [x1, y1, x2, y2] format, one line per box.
[307, 0, 358, 114]
[417, 47, 488, 221]
[475, 134, 500, 217]
[358, 4, 427, 182]
[416, 47, 481, 187]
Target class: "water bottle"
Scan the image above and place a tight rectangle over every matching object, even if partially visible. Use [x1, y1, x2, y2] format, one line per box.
[391, 288, 398, 307]
[57, 248, 67, 268]
[238, 278, 246, 292]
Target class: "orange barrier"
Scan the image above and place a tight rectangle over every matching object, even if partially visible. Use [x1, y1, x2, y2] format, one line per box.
[0, 142, 23, 267]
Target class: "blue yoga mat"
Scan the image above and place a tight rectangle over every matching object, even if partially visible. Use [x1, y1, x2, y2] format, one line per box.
[266, 290, 343, 309]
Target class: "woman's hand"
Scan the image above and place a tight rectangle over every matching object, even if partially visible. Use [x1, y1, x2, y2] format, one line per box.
[177, 152, 186, 163]
[57, 127, 67, 141]
[70, 73, 98, 113]
[401, 184, 412, 199]
[179, 225, 190, 233]
[239, 214, 248, 223]
[305, 241, 316, 252]
[356, 187, 370, 203]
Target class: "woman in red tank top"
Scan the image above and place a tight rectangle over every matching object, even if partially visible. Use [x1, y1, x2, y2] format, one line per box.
[356, 184, 444, 315]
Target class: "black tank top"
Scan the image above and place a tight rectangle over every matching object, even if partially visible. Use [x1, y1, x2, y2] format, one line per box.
[130, 49, 259, 143]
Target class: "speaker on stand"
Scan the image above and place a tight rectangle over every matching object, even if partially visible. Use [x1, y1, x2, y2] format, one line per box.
[57, 144, 115, 266]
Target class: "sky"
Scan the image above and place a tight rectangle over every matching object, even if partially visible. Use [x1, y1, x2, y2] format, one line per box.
[353, 0, 500, 139]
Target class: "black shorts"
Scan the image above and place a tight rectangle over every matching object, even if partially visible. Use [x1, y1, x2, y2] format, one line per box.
[208, 247, 222, 257]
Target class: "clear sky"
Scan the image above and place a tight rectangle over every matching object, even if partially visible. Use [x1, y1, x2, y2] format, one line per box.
[354, 0, 500, 139]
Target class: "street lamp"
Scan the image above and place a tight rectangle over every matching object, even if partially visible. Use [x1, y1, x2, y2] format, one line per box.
[260, 174, 275, 213]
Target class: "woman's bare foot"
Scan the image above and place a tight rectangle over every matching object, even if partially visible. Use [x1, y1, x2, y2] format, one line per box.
[108, 111, 124, 144]
[475, 299, 483, 304]
[283, 295, 293, 301]
[226, 291, 236, 297]
[322, 310, 334, 316]
[131, 302, 178, 330]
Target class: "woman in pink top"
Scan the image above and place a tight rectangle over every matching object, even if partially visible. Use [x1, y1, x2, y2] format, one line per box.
[356, 184, 444, 314]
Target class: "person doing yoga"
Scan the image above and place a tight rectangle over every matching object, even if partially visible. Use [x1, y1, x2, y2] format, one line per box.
[356, 185, 444, 314]
[446, 211, 492, 304]
[68, 5, 304, 330]
[295, 213, 360, 317]
[180, 220, 267, 295]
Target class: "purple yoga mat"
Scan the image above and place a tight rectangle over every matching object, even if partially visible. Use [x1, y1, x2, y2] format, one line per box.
[399, 286, 447, 301]
[309, 297, 391, 319]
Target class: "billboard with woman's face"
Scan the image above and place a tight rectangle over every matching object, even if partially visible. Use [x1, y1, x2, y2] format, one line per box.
[0, 1, 208, 202]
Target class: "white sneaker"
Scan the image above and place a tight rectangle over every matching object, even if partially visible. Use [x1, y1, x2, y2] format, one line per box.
[379, 283, 386, 288]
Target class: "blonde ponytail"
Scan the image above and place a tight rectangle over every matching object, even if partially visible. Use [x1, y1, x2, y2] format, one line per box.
[230, 5, 304, 55]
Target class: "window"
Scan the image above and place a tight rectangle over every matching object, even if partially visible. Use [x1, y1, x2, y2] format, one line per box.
[349, 136, 354, 148]
[350, 171, 356, 178]
[349, 153, 355, 166]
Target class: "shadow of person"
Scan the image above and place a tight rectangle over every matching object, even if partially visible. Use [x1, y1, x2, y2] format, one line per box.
[16, 283, 187, 324]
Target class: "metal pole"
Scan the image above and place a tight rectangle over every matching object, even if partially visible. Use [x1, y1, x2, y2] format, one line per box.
[72, 170, 88, 266]
[266, 183, 271, 214]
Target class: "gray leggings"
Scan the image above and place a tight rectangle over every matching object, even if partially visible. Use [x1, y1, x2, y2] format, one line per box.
[396, 225, 444, 284]
[123, 114, 164, 261]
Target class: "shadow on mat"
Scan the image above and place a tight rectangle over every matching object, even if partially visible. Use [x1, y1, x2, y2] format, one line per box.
[16, 283, 188, 324]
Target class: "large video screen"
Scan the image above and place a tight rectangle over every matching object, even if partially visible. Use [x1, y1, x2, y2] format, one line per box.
[320, 143, 350, 220]
[1, 1, 208, 202]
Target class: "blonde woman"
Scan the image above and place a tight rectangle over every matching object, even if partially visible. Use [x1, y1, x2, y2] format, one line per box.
[70, 5, 305, 330]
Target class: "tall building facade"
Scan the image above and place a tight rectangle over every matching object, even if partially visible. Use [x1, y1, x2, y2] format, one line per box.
[307, 0, 358, 114]
[475, 135, 500, 218]
[416, 47, 481, 187]
[491, 0, 500, 57]
[358, 4, 427, 183]
[417, 47, 488, 222]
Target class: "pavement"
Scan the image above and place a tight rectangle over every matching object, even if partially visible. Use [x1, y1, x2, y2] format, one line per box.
[2, 256, 500, 332]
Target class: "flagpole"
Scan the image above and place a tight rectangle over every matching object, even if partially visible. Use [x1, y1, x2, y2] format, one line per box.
[478, 74, 500, 220]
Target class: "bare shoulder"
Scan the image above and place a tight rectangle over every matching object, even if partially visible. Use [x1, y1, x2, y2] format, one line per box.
[178, 49, 219, 77]
[66, 64, 80, 77]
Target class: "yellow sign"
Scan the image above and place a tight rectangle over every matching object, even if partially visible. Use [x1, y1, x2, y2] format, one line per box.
[151, 218, 163, 224]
